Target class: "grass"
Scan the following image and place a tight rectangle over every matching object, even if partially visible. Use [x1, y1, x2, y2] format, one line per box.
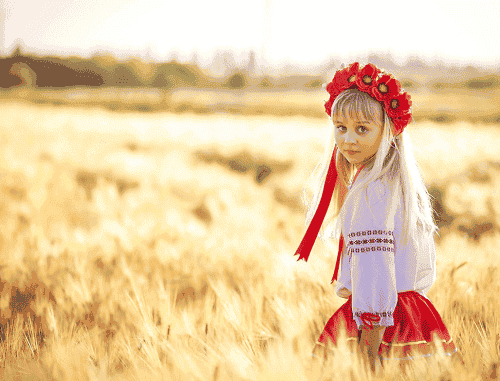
[2, 86, 500, 124]
[0, 100, 498, 380]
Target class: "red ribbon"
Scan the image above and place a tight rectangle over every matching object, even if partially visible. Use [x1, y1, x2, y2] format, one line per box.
[331, 164, 364, 283]
[331, 235, 344, 284]
[294, 145, 365, 284]
[294, 146, 339, 262]
[360, 313, 381, 330]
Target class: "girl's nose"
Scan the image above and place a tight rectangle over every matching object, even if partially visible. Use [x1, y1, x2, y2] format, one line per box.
[345, 131, 357, 143]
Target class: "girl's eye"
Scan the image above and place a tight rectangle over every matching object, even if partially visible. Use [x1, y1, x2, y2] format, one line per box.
[336, 125, 346, 131]
[357, 126, 368, 133]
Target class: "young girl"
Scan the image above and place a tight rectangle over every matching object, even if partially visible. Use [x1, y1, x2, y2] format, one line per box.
[294, 62, 462, 373]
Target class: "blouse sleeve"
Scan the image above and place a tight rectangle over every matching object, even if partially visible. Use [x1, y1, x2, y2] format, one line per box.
[345, 180, 398, 329]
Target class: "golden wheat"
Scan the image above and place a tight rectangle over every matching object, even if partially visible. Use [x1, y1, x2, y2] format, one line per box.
[0, 101, 497, 380]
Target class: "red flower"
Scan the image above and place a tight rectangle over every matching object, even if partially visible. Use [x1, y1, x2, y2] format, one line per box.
[331, 62, 359, 93]
[385, 92, 412, 119]
[355, 63, 381, 91]
[324, 97, 334, 116]
[326, 81, 335, 94]
[392, 113, 412, 135]
[323, 61, 413, 133]
[324, 63, 359, 116]
[371, 74, 401, 101]
[326, 82, 342, 100]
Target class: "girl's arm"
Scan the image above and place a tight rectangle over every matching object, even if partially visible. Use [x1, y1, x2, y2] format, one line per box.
[346, 180, 398, 362]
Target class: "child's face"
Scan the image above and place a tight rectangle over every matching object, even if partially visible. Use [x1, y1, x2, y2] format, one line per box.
[333, 112, 384, 169]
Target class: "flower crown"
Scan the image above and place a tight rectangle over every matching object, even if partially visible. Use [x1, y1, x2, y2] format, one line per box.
[324, 62, 412, 135]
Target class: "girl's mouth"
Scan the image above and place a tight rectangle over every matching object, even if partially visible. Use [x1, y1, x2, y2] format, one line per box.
[346, 150, 359, 155]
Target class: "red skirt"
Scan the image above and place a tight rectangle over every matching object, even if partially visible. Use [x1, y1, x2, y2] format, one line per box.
[315, 291, 458, 361]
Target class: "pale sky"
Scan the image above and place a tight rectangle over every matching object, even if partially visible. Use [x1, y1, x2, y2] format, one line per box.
[2, 0, 500, 70]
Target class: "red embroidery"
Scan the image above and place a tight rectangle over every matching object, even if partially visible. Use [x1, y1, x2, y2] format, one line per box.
[349, 239, 394, 245]
[354, 311, 393, 330]
[354, 311, 393, 317]
[360, 313, 380, 329]
[347, 230, 395, 254]
[352, 247, 394, 253]
[348, 230, 393, 238]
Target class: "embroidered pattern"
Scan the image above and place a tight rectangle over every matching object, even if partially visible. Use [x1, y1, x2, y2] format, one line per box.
[354, 311, 393, 318]
[351, 247, 394, 253]
[350, 238, 394, 245]
[347, 230, 395, 254]
[348, 230, 393, 238]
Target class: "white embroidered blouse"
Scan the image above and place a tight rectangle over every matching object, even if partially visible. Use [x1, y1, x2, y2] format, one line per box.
[334, 173, 436, 329]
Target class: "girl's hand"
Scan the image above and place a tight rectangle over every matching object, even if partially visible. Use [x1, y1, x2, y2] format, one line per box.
[359, 325, 386, 373]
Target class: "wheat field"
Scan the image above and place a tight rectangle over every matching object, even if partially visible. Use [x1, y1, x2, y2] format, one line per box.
[0, 99, 498, 380]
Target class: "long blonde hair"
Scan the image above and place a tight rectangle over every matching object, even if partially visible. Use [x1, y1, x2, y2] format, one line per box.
[301, 88, 437, 245]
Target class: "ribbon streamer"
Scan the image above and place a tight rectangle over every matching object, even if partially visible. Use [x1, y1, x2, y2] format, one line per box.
[360, 312, 381, 330]
[294, 145, 364, 283]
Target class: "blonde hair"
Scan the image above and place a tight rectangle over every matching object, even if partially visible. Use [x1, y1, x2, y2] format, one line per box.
[301, 88, 437, 245]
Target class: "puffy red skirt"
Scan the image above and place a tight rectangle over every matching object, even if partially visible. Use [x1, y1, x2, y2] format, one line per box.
[315, 291, 458, 361]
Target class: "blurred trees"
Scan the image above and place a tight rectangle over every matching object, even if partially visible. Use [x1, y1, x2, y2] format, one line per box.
[465, 75, 500, 90]
[150, 62, 199, 89]
[8, 62, 37, 87]
[1, 45, 499, 93]
[0, 45, 326, 91]
[0, 48, 104, 88]
[126, 56, 156, 84]
[224, 72, 247, 89]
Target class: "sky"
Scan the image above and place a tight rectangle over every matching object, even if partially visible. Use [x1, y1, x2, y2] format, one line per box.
[2, 0, 500, 72]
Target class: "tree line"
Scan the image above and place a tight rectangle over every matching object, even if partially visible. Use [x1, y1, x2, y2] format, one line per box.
[1, 46, 323, 91]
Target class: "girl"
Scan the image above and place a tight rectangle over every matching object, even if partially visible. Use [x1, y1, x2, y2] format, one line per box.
[294, 62, 462, 373]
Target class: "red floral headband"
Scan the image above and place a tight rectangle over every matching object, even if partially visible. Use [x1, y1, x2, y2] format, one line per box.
[324, 62, 412, 135]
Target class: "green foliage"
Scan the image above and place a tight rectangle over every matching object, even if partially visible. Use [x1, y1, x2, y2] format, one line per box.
[303, 79, 323, 89]
[90, 52, 118, 69]
[258, 77, 273, 89]
[432, 82, 446, 90]
[401, 79, 417, 89]
[150, 62, 199, 89]
[276, 75, 323, 90]
[224, 73, 247, 89]
[465, 75, 500, 89]
[106, 64, 144, 87]
[10, 45, 23, 58]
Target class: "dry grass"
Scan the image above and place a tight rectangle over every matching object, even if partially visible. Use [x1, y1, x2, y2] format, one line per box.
[0, 100, 498, 380]
[2, 86, 500, 123]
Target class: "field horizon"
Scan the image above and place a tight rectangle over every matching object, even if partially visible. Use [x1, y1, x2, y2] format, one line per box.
[2, 85, 500, 126]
